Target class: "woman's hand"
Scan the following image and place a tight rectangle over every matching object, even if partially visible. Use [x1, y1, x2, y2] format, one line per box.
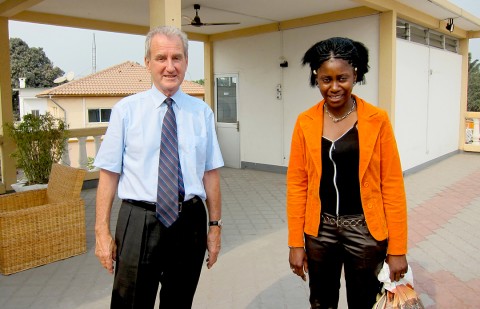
[289, 247, 308, 281]
[386, 254, 408, 282]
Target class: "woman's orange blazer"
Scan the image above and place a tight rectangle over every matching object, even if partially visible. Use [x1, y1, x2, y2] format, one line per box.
[287, 95, 407, 255]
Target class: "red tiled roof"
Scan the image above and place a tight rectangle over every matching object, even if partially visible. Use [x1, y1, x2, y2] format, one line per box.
[37, 61, 204, 97]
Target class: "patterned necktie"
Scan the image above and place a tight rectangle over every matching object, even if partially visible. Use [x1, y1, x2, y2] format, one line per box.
[156, 98, 185, 227]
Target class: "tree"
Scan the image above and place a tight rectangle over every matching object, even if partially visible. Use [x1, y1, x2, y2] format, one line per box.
[193, 79, 205, 85]
[10, 38, 64, 89]
[4, 113, 67, 184]
[9, 38, 64, 119]
[468, 52, 480, 112]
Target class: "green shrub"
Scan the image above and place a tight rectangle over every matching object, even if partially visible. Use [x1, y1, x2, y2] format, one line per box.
[87, 157, 95, 171]
[5, 113, 68, 184]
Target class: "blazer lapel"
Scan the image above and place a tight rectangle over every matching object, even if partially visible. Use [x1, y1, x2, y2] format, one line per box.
[300, 102, 324, 176]
[356, 96, 382, 180]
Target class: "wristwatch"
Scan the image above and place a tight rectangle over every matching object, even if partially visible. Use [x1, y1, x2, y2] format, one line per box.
[209, 219, 223, 227]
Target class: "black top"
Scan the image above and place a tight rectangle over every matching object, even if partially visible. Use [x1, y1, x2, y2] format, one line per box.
[320, 123, 363, 216]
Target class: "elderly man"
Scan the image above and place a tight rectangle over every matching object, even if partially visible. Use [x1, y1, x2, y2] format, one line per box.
[94, 26, 224, 308]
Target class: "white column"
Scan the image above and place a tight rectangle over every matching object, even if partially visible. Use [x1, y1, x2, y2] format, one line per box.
[61, 139, 71, 166]
[77, 137, 88, 169]
[92, 135, 102, 171]
[93, 135, 102, 155]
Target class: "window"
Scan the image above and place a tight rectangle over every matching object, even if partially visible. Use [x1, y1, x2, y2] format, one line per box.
[216, 77, 237, 123]
[445, 37, 458, 53]
[396, 19, 459, 54]
[410, 25, 427, 45]
[396, 21, 409, 40]
[31, 110, 40, 117]
[429, 32, 444, 49]
[88, 108, 111, 123]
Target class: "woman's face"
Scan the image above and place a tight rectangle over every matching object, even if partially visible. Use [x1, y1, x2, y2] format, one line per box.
[316, 58, 356, 111]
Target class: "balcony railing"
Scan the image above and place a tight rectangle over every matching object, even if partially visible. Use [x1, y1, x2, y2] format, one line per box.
[0, 127, 106, 194]
[0, 113, 478, 193]
[62, 127, 107, 181]
[464, 112, 480, 152]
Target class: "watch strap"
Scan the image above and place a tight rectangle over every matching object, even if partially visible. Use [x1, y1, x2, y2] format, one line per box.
[209, 219, 222, 227]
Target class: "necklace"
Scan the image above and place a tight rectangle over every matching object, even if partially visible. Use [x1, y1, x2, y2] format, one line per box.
[324, 98, 356, 123]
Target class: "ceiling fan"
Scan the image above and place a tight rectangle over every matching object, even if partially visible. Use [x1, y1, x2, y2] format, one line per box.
[183, 4, 240, 27]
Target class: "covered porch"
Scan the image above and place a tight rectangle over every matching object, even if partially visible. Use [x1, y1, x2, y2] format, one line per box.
[0, 0, 480, 192]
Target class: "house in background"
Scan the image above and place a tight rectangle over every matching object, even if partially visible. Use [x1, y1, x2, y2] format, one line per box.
[30, 61, 204, 167]
[34, 61, 205, 130]
[16, 87, 48, 119]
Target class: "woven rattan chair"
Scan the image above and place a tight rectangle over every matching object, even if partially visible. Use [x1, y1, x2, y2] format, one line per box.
[0, 163, 87, 275]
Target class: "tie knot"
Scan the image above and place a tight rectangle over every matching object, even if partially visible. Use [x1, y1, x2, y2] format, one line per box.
[164, 98, 174, 108]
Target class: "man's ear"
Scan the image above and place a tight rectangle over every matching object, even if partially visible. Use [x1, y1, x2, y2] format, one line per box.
[144, 57, 150, 70]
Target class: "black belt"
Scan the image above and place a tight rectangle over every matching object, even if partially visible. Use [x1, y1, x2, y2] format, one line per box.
[124, 196, 201, 213]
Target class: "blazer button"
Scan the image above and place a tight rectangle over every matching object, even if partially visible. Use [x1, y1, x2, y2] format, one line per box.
[364, 182, 369, 187]
[368, 203, 373, 209]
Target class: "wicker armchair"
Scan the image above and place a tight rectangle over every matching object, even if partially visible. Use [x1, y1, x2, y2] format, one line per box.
[0, 163, 87, 275]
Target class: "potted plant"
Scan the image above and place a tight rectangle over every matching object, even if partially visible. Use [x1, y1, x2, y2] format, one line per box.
[4, 112, 68, 190]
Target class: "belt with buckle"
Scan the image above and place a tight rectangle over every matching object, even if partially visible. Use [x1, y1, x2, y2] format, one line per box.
[321, 213, 366, 227]
[124, 196, 201, 213]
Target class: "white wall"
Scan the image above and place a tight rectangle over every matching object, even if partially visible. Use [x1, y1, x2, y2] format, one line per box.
[395, 39, 461, 170]
[214, 15, 380, 168]
[214, 32, 285, 167]
[18, 88, 48, 119]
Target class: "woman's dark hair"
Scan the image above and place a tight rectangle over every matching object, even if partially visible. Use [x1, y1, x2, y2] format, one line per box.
[302, 37, 369, 87]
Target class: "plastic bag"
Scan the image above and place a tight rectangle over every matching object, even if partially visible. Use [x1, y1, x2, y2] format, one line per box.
[372, 284, 425, 309]
[373, 262, 425, 309]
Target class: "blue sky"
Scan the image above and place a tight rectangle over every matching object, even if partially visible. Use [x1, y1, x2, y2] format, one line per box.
[8, 0, 480, 80]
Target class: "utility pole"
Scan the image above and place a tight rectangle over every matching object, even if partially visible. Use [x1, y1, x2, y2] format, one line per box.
[92, 33, 96, 74]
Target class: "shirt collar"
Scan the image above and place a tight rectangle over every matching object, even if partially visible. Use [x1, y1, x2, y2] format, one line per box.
[150, 85, 184, 109]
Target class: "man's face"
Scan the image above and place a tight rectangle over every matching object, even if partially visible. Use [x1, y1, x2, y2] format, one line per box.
[145, 34, 188, 97]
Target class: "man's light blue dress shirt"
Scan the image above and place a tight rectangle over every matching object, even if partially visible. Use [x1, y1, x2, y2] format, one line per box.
[94, 86, 224, 202]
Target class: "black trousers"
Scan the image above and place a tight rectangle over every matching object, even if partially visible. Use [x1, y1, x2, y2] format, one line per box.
[111, 199, 207, 309]
[305, 214, 387, 309]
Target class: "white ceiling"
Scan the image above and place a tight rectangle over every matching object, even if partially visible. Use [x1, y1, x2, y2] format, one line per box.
[2, 0, 480, 35]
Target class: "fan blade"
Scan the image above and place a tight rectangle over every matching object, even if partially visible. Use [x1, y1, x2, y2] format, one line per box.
[185, 4, 240, 27]
[201, 22, 241, 26]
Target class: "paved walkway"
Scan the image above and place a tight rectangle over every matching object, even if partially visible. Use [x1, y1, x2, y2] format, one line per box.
[1, 152, 479, 308]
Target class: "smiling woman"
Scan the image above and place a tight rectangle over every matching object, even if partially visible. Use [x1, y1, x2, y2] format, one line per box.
[287, 37, 409, 309]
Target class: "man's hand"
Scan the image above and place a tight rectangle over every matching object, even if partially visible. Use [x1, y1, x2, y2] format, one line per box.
[95, 228, 117, 274]
[206, 226, 221, 269]
[203, 168, 222, 269]
[95, 169, 119, 274]
[289, 247, 308, 281]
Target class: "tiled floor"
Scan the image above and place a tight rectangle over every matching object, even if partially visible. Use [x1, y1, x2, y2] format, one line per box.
[1, 152, 479, 308]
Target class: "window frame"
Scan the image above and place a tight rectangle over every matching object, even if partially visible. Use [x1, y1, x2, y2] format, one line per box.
[88, 108, 112, 123]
